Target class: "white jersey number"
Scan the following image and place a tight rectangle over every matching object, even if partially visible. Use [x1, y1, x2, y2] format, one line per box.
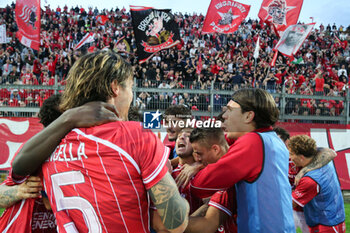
[51, 171, 102, 233]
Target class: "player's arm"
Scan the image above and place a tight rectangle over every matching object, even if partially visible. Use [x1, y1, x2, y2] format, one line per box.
[12, 102, 119, 176]
[149, 172, 190, 233]
[151, 209, 171, 233]
[295, 148, 337, 185]
[185, 204, 226, 233]
[0, 176, 41, 208]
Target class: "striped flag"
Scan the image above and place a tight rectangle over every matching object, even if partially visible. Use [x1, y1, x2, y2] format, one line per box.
[74, 32, 94, 50]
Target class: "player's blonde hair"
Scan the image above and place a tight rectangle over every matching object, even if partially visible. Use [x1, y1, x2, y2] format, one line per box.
[60, 50, 133, 111]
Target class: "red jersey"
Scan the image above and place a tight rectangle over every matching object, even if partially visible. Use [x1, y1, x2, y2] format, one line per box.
[292, 177, 345, 232]
[171, 164, 203, 214]
[191, 129, 266, 198]
[42, 121, 170, 233]
[288, 159, 303, 212]
[209, 188, 237, 233]
[292, 177, 319, 209]
[288, 159, 301, 189]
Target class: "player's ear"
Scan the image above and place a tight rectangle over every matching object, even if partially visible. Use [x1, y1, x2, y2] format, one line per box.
[111, 80, 120, 97]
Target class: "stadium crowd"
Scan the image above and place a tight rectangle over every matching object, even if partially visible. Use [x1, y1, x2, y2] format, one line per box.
[0, 3, 350, 119]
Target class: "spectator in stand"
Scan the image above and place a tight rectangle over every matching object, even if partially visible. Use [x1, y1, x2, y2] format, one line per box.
[289, 135, 346, 233]
[313, 70, 325, 95]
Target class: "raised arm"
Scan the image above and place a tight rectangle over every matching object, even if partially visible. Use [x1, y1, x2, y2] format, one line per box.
[12, 102, 119, 176]
[295, 148, 337, 185]
[149, 172, 189, 233]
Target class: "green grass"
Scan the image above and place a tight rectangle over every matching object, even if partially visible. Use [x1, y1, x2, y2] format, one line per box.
[0, 203, 349, 229]
[295, 203, 350, 233]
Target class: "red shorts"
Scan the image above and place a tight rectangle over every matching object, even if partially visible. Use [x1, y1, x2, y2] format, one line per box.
[309, 222, 345, 233]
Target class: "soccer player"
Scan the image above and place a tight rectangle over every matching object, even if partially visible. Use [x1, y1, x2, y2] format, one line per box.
[163, 105, 192, 159]
[289, 135, 345, 233]
[185, 127, 237, 233]
[190, 88, 295, 232]
[0, 94, 62, 233]
[274, 127, 337, 233]
[171, 127, 203, 214]
[0, 95, 119, 233]
[12, 50, 189, 233]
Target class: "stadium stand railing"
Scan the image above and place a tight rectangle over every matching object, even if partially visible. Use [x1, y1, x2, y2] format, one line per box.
[0, 78, 349, 124]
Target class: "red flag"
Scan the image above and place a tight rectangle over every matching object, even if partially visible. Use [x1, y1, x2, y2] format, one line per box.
[15, 0, 41, 50]
[335, 35, 348, 49]
[202, 0, 250, 34]
[196, 54, 203, 74]
[74, 32, 95, 50]
[270, 50, 279, 67]
[258, 0, 303, 36]
[96, 15, 108, 25]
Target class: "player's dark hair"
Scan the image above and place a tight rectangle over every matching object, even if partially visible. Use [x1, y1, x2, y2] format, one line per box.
[164, 105, 191, 119]
[232, 88, 279, 129]
[190, 127, 226, 148]
[128, 106, 142, 121]
[38, 94, 62, 127]
[273, 127, 290, 142]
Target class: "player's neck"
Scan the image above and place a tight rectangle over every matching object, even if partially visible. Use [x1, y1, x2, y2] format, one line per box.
[179, 156, 195, 166]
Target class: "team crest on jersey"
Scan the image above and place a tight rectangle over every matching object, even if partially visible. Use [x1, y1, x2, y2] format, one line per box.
[19, 5, 37, 29]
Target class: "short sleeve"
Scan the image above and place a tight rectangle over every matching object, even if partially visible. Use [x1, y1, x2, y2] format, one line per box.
[137, 129, 170, 190]
[209, 191, 232, 217]
[292, 176, 319, 207]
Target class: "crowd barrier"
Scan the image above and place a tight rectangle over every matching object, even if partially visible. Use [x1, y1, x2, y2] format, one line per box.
[0, 117, 349, 189]
[1, 81, 349, 123]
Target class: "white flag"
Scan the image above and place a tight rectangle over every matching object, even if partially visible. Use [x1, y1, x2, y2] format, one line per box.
[253, 36, 260, 59]
[74, 32, 95, 50]
[275, 23, 315, 57]
[0, 24, 7, 44]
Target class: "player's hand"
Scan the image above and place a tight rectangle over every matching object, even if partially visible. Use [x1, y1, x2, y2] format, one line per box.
[16, 176, 42, 200]
[294, 172, 303, 186]
[65, 101, 121, 128]
[175, 163, 203, 188]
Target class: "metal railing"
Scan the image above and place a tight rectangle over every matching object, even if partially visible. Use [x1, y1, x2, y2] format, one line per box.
[0, 79, 349, 124]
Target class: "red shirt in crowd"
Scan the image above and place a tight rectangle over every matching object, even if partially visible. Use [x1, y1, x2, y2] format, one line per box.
[315, 77, 324, 92]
